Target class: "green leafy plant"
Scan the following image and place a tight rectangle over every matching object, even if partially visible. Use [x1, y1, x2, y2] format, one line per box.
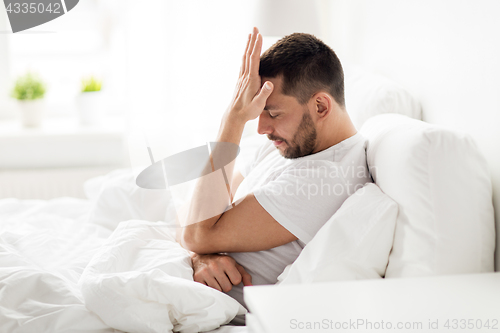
[10, 72, 46, 100]
[81, 76, 102, 92]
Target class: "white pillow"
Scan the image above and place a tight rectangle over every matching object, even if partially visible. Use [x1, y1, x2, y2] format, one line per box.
[84, 168, 175, 230]
[277, 183, 398, 285]
[343, 64, 422, 129]
[360, 114, 495, 277]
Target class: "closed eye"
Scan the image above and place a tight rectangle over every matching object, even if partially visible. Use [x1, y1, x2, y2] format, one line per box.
[264, 106, 280, 118]
[265, 109, 280, 119]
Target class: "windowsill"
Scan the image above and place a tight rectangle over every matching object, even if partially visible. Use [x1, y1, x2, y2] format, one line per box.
[0, 115, 126, 136]
[0, 116, 128, 169]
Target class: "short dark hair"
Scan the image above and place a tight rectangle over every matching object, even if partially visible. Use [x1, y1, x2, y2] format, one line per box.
[259, 33, 345, 107]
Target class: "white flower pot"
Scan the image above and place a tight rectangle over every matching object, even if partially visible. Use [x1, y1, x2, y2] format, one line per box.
[76, 91, 104, 126]
[18, 99, 45, 128]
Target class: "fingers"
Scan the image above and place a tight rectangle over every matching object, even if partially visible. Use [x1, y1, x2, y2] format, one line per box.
[192, 254, 251, 293]
[249, 33, 262, 78]
[214, 274, 234, 293]
[196, 267, 232, 292]
[203, 276, 223, 292]
[236, 263, 253, 286]
[225, 263, 244, 286]
[244, 27, 259, 77]
[252, 81, 274, 109]
[239, 34, 251, 77]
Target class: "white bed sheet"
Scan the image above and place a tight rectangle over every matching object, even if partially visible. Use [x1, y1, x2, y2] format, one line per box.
[0, 197, 116, 332]
[0, 197, 248, 333]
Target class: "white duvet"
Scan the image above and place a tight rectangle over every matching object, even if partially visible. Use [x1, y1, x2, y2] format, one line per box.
[0, 197, 115, 332]
[79, 220, 245, 333]
[0, 169, 246, 333]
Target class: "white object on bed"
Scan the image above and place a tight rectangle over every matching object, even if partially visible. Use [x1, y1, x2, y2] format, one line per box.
[276, 183, 398, 284]
[245, 272, 500, 333]
[84, 168, 175, 231]
[361, 114, 495, 277]
[343, 64, 422, 129]
[79, 219, 246, 333]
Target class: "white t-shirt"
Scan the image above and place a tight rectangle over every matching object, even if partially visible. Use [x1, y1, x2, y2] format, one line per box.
[225, 132, 372, 309]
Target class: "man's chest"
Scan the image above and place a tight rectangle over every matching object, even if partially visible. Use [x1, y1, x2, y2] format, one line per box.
[234, 152, 289, 201]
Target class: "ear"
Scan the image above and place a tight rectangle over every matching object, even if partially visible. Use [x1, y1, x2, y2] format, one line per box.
[311, 92, 332, 119]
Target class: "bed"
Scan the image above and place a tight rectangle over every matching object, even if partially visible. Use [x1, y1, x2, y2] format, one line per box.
[0, 187, 249, 333]
[1, 60, 495, 332]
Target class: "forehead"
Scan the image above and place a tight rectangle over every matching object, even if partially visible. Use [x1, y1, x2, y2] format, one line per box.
[262, 76, 300, 111]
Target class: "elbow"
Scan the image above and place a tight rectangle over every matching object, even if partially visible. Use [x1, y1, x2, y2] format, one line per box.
[180, 227, 211, 254]
[180, 228, 197, 252]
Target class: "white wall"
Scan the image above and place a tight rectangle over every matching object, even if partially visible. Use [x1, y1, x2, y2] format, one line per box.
[325, 0, 500, 270]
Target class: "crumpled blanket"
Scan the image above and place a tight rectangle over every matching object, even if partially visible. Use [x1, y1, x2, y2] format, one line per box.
[79, 219, 246, 333]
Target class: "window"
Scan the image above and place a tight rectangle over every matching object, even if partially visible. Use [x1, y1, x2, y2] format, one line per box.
[1, 0, 261, 164]
[0, 0, 128, 118]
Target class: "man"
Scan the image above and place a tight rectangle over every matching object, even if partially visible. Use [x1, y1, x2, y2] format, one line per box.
[179, 28, 371, 317]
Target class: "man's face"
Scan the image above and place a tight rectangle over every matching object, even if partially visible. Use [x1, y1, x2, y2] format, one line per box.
[258, 76, 317, 159]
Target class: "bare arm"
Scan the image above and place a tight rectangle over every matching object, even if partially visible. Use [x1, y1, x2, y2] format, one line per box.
[231, 170, 244, 196]
[180, 28, 297, 254]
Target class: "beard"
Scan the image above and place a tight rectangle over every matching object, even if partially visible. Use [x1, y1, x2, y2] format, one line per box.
[268, 111, 317, 159]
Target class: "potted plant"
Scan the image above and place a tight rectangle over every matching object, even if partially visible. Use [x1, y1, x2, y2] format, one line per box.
[10, 71, 47, 127]
[76, 75, 104, 126]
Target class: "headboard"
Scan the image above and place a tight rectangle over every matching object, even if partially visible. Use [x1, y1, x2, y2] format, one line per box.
[323, 0, 500, 270]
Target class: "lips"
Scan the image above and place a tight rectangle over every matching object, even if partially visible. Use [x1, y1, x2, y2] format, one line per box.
[273, 140, 283, 146]
[268, 135, 285, 147]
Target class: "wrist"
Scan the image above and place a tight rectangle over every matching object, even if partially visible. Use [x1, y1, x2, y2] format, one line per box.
[225, 108, 248, 127]
[217, 110, 246, 143]
[189, 251, 199, 268]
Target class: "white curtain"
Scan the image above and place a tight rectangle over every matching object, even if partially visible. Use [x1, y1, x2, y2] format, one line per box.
[124, 0, 260, 167]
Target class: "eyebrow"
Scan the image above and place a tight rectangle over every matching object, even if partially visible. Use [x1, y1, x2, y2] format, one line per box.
[264, 105, 279, 111]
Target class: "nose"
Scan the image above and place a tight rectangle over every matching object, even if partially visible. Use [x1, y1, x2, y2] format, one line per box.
[257, 113, 273, 135]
